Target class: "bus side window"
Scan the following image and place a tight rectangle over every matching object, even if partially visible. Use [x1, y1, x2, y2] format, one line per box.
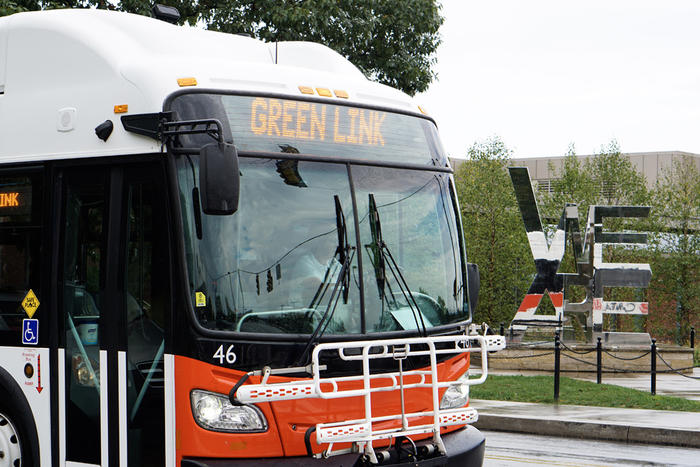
[62, 178, 106, 465]
[124, 175, 167, 466]
[0, 171, 42, 340]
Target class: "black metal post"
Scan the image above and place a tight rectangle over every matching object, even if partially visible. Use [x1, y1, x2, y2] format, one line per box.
[554, 331, 561, 401]
[509, 325, 514, 342]
[596, 337, 602, 384]
[500, 322, 505, 337]
[691, 327, 695, 349]
[650, 338, 656, 395]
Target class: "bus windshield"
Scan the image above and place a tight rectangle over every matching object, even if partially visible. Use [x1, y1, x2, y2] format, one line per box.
[171, 94, 468, 335]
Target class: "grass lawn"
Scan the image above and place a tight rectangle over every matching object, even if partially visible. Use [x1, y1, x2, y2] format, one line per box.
[470, 375, 700, 412]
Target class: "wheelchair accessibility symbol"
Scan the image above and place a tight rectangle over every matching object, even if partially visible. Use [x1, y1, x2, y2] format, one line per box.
[22, 319, 39, 345]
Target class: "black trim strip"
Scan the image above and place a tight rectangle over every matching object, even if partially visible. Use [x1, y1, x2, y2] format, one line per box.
[162, 88, 436, 124]
[165, 150, 195, 356]
[237, 151, 452, 173]
[347, 164, 366, 334]
[449, 178, 472, 323]
[48, 165, 61, 467]
[169, 148, 453, 173]
[105, 168, 125, 467]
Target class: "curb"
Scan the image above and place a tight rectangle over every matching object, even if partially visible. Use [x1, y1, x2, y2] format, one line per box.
[474, 414, 700, 449]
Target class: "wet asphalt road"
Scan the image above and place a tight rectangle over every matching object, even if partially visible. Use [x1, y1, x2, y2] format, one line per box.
[482, 430, 700, 466]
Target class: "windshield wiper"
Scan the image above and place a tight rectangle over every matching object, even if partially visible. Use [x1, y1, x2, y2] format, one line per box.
[307, 196, 351, 310]
[296, 196, 354, 365]
[366, 194, 427, 336]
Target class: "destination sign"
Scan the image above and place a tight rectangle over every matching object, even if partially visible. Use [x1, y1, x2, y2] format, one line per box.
[249, 98, 386, 147]
[0, 192, 20, 207]
[215, 95, 440, 164]
[0, 179, 33, 220]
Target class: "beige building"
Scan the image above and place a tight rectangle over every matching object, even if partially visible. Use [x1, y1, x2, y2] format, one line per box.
[450, 151, 700, 190]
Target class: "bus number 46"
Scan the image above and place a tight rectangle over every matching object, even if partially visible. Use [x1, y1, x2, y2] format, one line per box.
[213, 344, 237, 365]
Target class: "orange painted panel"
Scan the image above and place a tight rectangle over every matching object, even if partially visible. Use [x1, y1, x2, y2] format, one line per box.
[174, 352, 470, 460]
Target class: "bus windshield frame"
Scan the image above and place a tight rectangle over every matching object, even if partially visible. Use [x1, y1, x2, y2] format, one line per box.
[165, 91, 471, 340]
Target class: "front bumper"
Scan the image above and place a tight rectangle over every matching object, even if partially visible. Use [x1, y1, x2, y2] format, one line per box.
[181, 425, 486, 467]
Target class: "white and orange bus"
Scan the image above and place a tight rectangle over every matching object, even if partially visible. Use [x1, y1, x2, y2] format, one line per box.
[0, 7, 504, 466]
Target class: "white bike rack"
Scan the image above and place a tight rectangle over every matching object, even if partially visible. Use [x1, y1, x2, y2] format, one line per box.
[236, 333, 506, 463]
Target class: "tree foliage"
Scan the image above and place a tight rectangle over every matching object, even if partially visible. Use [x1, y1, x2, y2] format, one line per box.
[454, 137, 533, 327]
[539, 141, 648, 225]
[648, 155, 700, 343]
[0, 0, 443, 96]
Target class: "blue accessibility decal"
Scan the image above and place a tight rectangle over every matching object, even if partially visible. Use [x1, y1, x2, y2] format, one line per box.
[22, 319, 39, 345]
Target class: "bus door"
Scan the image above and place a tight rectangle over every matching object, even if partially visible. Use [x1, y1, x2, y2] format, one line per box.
[57, 163, 170, 467]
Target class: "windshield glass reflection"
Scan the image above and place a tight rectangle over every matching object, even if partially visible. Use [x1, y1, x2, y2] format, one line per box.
[177, 156, 468, 335]
[178, 157, 360, 334]
[352, 166, 466, 332]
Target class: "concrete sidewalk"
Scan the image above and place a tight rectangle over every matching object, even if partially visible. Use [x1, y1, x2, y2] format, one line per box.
[471, 368, 700, 448]
[472, 399, 700, 448]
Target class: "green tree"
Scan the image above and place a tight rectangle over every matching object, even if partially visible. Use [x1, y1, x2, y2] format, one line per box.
[454, 137, 532, 327]
[0, 0, 91, 15]
[539, 141, 648, 224]
[1, 0, 443, 96]
[538, 144, 597, 225]
[587, 141, 648, 206]
[648, 155, 700, 344]
[0, 0, 25, 15]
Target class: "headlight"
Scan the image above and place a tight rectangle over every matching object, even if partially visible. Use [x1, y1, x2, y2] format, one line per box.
[440, 371, 470, 410]
[190, 389, 268, 432]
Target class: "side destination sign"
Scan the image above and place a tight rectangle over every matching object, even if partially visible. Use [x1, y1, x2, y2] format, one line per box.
[249, 98, 386, 147]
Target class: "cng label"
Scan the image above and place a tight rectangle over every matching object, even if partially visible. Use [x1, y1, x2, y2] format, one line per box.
[21, 289, 40, 318]
[22, 319, 39, 345]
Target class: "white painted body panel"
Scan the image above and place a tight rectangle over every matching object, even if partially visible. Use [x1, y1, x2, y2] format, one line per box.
[0, 346, 51, 466]
[0, 9, 416, 163]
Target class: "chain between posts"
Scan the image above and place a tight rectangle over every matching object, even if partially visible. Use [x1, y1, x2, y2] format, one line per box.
[656, 352, 700, 380]
[490, 335, 699, 392]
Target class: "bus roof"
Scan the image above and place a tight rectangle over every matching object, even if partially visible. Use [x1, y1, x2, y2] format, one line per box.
[0, 9, 419, 162]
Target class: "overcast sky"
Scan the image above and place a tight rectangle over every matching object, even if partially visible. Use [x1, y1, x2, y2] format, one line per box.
[418, 1, 700, 159]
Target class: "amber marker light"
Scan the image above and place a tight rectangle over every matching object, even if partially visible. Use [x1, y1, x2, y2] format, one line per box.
[298, 86, 315, 95]
[334, 89, 349, 99]
[177, 77, 198, 87]
[418, 105, 429, 115]
[316, 88, 332, 97]
[114, 104, 129, 114]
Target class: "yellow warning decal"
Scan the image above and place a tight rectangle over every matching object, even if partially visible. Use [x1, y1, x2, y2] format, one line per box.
[195, 292, 206, 308]
[22, 289, 40, 318]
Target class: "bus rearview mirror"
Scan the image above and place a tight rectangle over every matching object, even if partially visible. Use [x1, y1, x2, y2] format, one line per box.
[199, 142, 240, 215]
